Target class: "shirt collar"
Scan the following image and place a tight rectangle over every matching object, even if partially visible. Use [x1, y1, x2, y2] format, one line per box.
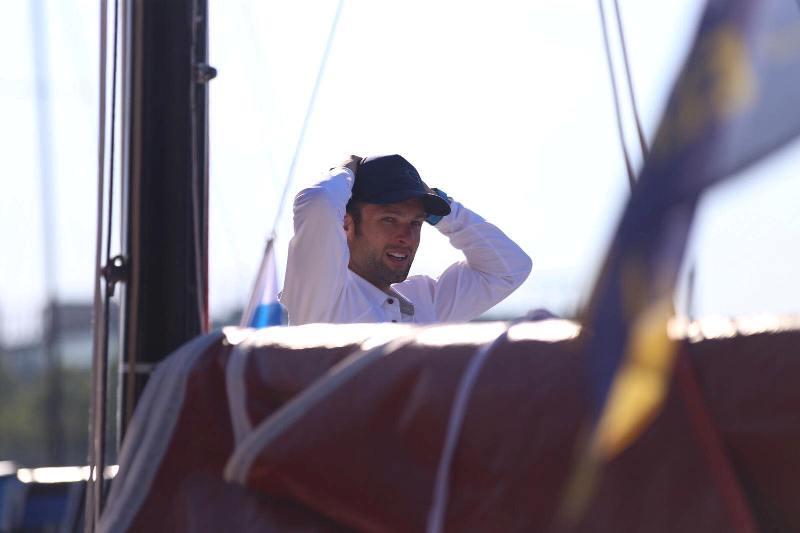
[350, 271, 415, 316]
[350, 271, 394, 307]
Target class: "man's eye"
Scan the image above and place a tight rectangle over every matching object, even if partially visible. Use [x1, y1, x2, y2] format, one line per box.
[382, 217, 396, 224]
[411, 220, 423, 227]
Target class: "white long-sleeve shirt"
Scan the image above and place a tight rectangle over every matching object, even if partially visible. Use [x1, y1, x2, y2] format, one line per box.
[280, 168, 532, 325]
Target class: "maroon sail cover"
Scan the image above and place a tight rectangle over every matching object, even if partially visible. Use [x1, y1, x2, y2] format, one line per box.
[99, 318, 800, 532]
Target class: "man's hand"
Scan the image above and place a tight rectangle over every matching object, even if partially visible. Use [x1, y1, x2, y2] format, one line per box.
[338, 155, 362, 175]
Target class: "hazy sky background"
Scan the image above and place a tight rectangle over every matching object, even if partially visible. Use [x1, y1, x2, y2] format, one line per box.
[1, 0, 799, 348]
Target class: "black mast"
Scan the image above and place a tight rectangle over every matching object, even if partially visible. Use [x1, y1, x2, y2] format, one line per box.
[118, 0, 214, 440]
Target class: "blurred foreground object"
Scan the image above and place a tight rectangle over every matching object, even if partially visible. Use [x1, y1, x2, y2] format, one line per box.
[99, 318, 800, 532]
[583, 0, 800, 460]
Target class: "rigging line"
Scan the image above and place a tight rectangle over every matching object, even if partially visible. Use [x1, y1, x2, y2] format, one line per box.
[88, 0, 110, 529]
[98, 0, 121, 518]
[30, 0, 66, 470]
[597, 0, 636, 190]
[238, 236, 275, 327]
[686, 262, 697, 320]
[189, 0, 209, 333]
[612, 0, 649, 159]
[270, 0, 345, 237]
[675, 352, 760, 533]
[105, 8, 119, 274]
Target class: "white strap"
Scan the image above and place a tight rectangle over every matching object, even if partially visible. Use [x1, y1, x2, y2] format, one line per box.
[426, 324, 513, 533]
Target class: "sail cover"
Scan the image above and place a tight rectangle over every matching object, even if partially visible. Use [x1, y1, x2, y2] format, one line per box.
[97, 318, 800, 532]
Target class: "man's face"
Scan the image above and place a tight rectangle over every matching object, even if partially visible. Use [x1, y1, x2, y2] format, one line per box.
[344, 198, 426, 290]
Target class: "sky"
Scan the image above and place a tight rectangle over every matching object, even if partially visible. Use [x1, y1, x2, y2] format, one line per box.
[1, 0, 799, 348]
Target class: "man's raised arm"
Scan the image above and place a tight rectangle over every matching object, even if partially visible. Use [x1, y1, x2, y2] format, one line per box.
[425, 200, 532, 322]
[280, 156, 360, 324]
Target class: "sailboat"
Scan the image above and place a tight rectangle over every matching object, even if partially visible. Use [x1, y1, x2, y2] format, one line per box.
[4, 0, 800, 531]
[93, 0, 800, 531]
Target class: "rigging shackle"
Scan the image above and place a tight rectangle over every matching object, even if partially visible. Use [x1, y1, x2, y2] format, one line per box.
[193, 63, 217, 84]
[101, 254, 129, 297]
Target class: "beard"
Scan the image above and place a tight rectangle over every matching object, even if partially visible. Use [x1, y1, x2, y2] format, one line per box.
[364, 251, 412, 286]
[348, 236, 415, 289]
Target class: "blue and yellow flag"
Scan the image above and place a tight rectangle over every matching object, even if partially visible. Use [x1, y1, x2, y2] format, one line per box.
[585, 0, 800, 460]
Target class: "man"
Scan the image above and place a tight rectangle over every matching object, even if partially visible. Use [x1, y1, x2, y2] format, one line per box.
[280, 154, 532, 325]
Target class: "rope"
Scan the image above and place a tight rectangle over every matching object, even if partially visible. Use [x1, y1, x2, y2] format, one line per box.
[189, 0, 209, 333]
[612, 0, 649, 158]
[675, 350, 760, 532]
[86, 0, 107, 522]
[239, 236, 275, 327]
[270, 0, 345, 236]
[99, 0, 120, 514]
[597, 0, 636, 190]
[686, 262, 697, 320]
[426, 324, 514, 533]
[88, 0, 116, 528]
[240, 0, 344, 320]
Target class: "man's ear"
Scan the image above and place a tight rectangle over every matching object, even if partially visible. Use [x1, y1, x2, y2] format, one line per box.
[343, 213, 354, 240]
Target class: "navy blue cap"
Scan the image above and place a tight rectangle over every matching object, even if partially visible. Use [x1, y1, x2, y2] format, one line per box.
[350, 154, 451, 217]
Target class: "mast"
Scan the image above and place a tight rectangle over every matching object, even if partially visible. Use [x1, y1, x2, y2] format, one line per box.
[117, 0, 214, 440]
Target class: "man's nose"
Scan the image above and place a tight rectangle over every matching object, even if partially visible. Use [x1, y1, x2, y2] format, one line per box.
[395, 223, 413, 243]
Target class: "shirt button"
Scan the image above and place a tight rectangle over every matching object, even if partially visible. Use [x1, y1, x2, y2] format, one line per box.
[387, 298, 394, 304]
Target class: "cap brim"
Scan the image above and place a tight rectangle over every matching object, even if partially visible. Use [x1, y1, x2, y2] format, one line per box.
[361, 189, 451, 217]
